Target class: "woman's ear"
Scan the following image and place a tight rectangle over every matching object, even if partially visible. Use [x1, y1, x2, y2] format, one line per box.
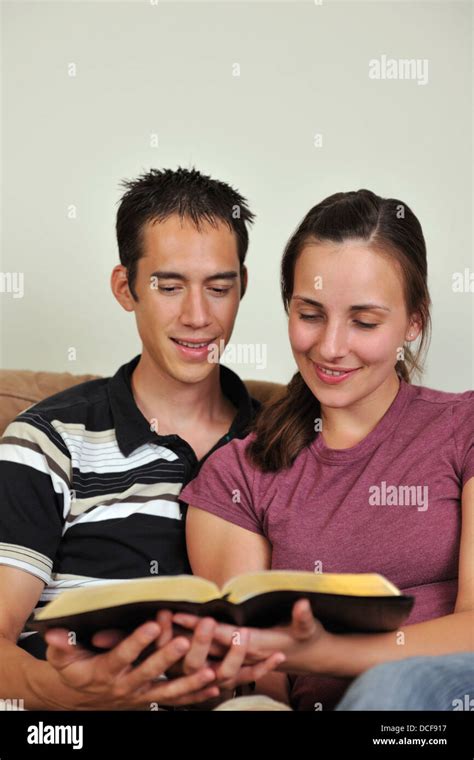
[405, 314, 423, 343]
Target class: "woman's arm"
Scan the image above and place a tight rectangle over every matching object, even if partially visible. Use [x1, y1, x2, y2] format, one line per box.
[186, 506, 272, 586]
[182, 478, 474, 680]
[314, 475, 474, 677]
[186, 506, 290, 703]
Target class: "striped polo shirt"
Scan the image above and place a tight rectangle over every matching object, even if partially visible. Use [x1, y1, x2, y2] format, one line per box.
[0, 354, 259, 655]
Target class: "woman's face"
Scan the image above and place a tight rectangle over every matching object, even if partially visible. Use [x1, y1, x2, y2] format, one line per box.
[288, 239, 420, 409]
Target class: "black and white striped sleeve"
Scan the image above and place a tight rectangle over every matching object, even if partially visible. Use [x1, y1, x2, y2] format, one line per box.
[0, 410, 72, 584]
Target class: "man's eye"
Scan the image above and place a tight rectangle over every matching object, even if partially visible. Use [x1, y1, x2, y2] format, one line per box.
[209, 288, 231, 295]
[158, 286, 179, 293]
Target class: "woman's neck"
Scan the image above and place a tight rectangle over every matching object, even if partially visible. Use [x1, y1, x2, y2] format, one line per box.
[320, 371, 401, 450]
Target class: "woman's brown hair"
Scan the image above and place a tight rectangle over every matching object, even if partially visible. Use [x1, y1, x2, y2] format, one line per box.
[246, 189, 431, 473]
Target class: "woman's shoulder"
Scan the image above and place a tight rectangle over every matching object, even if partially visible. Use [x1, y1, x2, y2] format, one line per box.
[405, 383, 473, 465]
[407, 381, 473, 409]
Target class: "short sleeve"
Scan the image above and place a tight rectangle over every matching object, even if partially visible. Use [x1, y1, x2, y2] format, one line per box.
[0, 411, 71, 584]
[180, 434, 264, 536]
[452, 393, 474, 487]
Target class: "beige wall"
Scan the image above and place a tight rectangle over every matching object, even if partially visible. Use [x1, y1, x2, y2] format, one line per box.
[1, 0, 472, 391]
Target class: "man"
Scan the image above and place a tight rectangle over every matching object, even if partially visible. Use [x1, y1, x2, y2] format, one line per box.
[0, 167, 282, 710]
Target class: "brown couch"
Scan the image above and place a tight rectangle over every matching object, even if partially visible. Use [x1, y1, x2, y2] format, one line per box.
[0, 368, 285, 435]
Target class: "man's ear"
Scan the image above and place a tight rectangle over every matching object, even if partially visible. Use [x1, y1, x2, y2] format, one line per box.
[240, 265, 248, 299]
[110, 265, 136, 312]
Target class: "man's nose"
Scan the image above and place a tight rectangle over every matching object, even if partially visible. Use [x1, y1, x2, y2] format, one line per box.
[180, 289, 212, 328]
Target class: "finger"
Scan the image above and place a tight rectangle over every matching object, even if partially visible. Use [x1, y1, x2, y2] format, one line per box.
[119, 636, 193, 692]
[211, 628, 249, 683]
[182, 618, 216, 673]
[174, 616, 238, 647]
[171, 613, 201, 630]
[155, 610, 174, 648]
[173, 616, 274, 661]
[173, 615, 241, 641]
[92, 629, 126, 649]
[102, 622, 163, 678]
[244, 652, 287, 682]
[45, 628, 95, 668]
[207, 640, 228, 658]
[223, 652, 286, 689]
[142, 667, 218, 706]
[171, 616, 228, 657]
[171, 624, 223, 653]
[142, 681, 221, 708]
[44, 628, 76, 650]
[292, 598, 317, 638]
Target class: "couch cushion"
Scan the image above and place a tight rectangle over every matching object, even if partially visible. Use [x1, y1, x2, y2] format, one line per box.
[0, 369, 285, 435]
[0, 369, 100, 435]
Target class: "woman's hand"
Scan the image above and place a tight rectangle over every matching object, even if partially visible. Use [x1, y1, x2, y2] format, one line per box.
[152, 610, 287, 691]
[173, 598, 334, 675]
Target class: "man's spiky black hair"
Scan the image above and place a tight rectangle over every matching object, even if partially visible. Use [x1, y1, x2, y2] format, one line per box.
[116, 167, 255, 299]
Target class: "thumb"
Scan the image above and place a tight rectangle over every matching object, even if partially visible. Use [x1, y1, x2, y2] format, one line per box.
[45, 628, 92, 668]
[292, 599, 317, 639]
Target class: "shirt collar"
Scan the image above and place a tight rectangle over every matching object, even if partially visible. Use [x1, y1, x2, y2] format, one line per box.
[108, 354, 258, 457]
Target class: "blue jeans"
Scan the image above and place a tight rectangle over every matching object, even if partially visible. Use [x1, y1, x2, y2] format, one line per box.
[335, 654, 474, 710]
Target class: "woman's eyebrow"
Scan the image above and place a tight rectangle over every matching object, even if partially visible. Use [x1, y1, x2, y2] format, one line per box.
[292, 295, 391, 312]
[349, 303, 391, 313]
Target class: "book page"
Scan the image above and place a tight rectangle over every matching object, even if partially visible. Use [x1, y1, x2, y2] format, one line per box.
[35, 575, 221, 620]
[222, 571, 400, 604]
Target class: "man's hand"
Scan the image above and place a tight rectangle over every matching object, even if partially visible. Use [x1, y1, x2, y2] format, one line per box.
[44, 620, 220, 710]
[90, 610, 286, 692]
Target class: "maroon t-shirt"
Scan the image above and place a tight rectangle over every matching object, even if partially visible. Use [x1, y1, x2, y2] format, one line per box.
[180, 380, 474, 710]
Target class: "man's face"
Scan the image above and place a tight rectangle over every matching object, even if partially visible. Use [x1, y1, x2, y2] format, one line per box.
[124, 214, 245, 384]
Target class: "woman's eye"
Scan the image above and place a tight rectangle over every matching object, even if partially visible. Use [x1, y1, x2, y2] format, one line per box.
[354, 320, 378, 329]
[298, 314, 378, 329]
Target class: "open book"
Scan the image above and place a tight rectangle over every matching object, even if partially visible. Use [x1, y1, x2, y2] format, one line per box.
[27, 571, 414, 652]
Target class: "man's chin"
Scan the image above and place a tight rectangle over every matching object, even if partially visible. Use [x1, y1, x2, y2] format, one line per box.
[167, 361, 219, 385]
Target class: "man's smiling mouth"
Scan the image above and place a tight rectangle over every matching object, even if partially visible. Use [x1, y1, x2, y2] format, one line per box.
[170, 337, 217, 349]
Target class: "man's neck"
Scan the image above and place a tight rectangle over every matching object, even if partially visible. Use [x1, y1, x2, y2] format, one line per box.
[130, 351, 235, 435]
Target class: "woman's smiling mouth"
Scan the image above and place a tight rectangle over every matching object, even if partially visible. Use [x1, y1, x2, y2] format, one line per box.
[312, 362, 362, 385]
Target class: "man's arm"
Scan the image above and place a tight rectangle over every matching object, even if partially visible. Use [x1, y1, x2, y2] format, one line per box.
[0, 565, 83, 709]
[0, 566, 224, 710]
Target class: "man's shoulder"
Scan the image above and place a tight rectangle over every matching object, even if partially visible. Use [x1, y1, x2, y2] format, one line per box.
[249, 395, 261, 414]
[15, 376, 111, 426]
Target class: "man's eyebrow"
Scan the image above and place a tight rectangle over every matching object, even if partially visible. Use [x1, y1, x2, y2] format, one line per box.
[291, 296, 391, 312]
[150, 271, 238, 282]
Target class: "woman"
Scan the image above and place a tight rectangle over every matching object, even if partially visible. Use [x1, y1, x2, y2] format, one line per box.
[177, 189, 474, 710]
